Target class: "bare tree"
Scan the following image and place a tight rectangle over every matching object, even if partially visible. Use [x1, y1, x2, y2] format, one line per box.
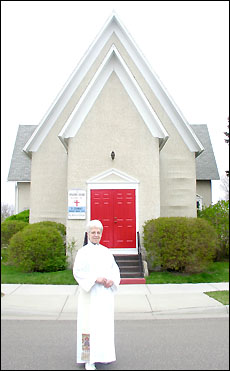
[220, 174, 229, 201]
[1, 202, 15, 223]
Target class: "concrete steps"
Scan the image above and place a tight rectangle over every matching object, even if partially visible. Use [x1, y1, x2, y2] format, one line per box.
[114, 254, 145, 283]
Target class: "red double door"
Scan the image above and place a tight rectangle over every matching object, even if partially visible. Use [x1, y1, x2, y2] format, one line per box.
[91, 189, 136, 248]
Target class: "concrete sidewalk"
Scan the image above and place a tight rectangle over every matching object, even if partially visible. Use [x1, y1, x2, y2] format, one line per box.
[1, 282, 229, 320]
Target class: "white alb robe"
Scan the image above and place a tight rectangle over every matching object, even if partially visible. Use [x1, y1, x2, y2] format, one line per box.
[73, 241, 120, 364]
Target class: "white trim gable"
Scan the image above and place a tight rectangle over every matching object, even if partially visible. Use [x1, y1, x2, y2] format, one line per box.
[23, 11, 203, 156]
[87, 168, 140, 184]
[58, 45, 169, 150]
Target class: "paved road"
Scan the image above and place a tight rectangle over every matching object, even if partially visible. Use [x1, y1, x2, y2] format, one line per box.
[1, 318, 229, 370]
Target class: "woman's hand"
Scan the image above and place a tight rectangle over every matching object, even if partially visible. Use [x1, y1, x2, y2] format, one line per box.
[95, 277, 107, 285]
[96, 277, 114, 288]
[104, 279, 114, 288]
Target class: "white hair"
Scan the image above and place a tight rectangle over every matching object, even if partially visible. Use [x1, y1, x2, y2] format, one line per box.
[87, 219, 103, 233]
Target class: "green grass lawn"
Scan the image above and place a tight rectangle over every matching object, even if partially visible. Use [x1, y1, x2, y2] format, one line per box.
[1, 264, 76, 285]
[1, 261, 229, 285]
[145, 261, 229, 284]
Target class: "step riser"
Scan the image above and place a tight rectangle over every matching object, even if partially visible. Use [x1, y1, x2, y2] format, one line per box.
[121, 273, 144, 278]
[118, 262, 140, 267]
[114, 258, 140, 264]
[119, 267, 141, 272]
[114, 256, 139, 261]
[119, 268, 142, 273]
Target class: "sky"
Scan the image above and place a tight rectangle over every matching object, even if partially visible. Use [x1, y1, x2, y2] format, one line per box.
[1, 0, 229, 208]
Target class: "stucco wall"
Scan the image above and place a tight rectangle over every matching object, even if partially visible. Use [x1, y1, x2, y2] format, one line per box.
[107, 34, 197, 217]
[159, 127, 197, 217]
[66, 72, 160, 253]
[28, 34, 116, 226]
[16, 182, 31, 213]
[63, 32, 198, 249]
[29, 118, 68, 225]
[28, 29, 197, 256]
[196, 180, 212, 206]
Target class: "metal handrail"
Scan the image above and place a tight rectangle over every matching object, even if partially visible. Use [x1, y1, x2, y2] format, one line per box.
[83, 232, 88, 246]
[137, 231, 144, 277]
[137, 231, 141, 254]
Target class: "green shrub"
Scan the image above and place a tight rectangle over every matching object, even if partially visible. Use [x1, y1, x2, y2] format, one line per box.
[143, 217, 217, 273]
[34, 221, 66, 237]
[34, 221, 66, 252]
[198, 200, 229, 260]
[1, 220, 28, 247]
[7, 224, 67, 272]
[5, 209, 29, 223]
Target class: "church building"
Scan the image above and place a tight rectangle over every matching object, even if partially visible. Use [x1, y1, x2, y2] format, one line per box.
[8, 12, 219, 266]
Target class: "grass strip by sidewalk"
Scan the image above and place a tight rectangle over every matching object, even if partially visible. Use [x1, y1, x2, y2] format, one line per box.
[204, 290, 229, 305]
[1, 261, 229, 285]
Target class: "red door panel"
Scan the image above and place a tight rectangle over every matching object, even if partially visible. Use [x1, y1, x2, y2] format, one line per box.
[114, 190, 136, 248]
[91, 190, 114, 248]
[90, 189, 136, 248]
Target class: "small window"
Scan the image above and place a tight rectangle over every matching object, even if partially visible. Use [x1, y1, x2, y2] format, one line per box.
[196, 195, 203, 211]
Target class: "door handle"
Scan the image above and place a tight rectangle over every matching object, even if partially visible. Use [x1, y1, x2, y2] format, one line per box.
[114, 217, 117, 223]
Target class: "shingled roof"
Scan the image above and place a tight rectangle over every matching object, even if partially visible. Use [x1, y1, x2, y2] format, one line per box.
[7, 125, 37, 181]
[8, 124, 219, 182]
[191, 124, 219, 180]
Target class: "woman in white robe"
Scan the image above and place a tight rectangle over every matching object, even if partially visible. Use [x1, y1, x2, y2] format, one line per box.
[73, 220, 120, 370]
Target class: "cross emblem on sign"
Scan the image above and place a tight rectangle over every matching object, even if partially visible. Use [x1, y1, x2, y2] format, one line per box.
[74, 200, 80, 206]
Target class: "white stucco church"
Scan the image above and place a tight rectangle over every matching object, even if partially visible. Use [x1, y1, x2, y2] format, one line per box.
[8, 12, 219, 266]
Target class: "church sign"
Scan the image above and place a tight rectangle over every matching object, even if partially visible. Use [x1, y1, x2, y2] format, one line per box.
[68, 189, 86, 219]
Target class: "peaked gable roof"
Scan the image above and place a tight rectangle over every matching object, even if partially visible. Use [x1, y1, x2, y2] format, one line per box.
[8, 125, 37, 181]
[191, 125, 219, 180]
[23, 12, 203, 157]
[58, 45, 169, 150]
